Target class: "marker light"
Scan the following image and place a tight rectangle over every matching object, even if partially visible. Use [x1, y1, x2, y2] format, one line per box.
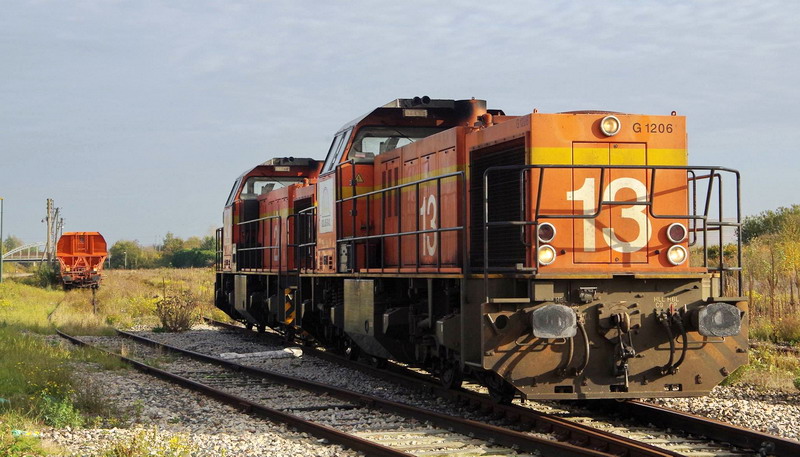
[538, 245, 557, 265]
[667, 245, 688, 265]
[600, 115, 621, 136]
[537, 222, 556, 243]
[667, 223, 687, 243]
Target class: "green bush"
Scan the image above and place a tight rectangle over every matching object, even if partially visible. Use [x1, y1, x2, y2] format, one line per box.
[40, 394, 83, 428]
[20, 263, 59, 289]
[155, 291, 199, 332]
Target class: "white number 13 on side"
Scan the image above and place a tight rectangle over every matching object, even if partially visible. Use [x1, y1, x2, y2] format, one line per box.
[567, 177, 651, 253]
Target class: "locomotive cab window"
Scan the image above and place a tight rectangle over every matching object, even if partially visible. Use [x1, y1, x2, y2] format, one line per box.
[225, 178, 242, 206]
[322, 128, 353, 174]
[348, 126, 443, 160]
[239, 177, 302, 200]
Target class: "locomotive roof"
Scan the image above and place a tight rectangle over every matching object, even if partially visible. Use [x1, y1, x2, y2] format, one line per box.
[334, 97, 490, 134]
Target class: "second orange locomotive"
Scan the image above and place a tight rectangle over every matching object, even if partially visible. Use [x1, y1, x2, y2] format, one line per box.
[215, 97, 746, 401]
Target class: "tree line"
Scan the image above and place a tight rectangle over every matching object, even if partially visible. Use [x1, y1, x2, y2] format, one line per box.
[108, 232, 215, 269]
[738, 205, 800, 327]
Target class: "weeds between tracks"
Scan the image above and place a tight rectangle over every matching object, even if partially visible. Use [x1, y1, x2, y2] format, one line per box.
[0, 268, 226, 456]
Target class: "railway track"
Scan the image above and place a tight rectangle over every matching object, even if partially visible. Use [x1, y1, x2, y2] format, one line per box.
[201, 318, 800, 457]
[59, 329, 629, 457]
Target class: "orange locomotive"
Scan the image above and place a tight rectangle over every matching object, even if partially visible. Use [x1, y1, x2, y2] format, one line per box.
[215, 98, 746, 401]
[56, 232, 107, 289]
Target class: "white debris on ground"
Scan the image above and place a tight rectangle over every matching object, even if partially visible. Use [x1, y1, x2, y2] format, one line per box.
[219, 347, 303, 359]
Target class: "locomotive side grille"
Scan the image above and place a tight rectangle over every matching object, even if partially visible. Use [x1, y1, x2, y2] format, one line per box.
[470, 140, 526, 269]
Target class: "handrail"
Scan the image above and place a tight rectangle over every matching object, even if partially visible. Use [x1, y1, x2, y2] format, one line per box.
[214, 227, 223, 271]
[482, 164, 742, 302]
[333, 159, 467, 274]
[287, 206, 317, 272]
[236, 214, 282, 273]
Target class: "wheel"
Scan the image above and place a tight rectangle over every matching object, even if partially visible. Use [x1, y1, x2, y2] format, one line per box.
[440, 362, 463, 390]
[257, 324, 266, 333]
[344, 338, 360, 360]
[245, 323, 254, 331]
[284, 326, 296, 343]
[370, 356, 388, 369]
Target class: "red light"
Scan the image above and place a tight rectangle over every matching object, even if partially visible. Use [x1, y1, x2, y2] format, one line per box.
[538, 223, 556, 243]
[667, 223, 687, 243]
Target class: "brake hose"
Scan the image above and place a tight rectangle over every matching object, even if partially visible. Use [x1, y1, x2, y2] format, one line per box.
[575, 319, 590, 375]
[670, 312, 688, 374]
[659, 312, 676, 375]
[557, 336, 574, 376]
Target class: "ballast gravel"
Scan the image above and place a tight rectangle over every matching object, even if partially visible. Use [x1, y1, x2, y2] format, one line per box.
[648, 384, 800, 440]
[140, 325, 800, 442]
[43, 324, 800, 455]
[40, 365, 358, 456]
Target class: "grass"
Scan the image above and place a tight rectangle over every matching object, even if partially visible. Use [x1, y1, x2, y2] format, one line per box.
[750, 316, 800, 345]
[0, 268, 222, 456]
[99, 428, 195, 457]
[722, 344, 800, 391]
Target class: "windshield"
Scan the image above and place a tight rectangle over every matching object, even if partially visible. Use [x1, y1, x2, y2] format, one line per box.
[348, 126, 443, 159]
[239, 177, 302, 200]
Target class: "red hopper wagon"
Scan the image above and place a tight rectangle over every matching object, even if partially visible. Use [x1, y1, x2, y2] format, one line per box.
[56, 232, 107, 289]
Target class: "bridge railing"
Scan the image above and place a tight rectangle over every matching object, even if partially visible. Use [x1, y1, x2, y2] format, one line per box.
[2, 242, 48, 262]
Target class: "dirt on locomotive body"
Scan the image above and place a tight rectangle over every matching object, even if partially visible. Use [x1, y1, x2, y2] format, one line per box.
[214, 97, 747, 402]
[56, 232, 107, 289]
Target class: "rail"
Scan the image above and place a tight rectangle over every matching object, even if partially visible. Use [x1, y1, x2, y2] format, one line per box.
[106, 328, 612, 457]
[334, 159, 468, 273]
[482, 164, 742, 301]
[206, 317, 800, 457]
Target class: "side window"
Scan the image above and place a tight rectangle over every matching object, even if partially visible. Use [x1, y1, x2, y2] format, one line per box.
[322, 128, 353, 174]
[225, 178, 241, 206]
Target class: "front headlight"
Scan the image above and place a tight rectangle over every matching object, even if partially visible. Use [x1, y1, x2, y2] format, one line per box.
[538, 245, 557, 266]
[600, 115, 621, 136]
[667, 245, 687, 265]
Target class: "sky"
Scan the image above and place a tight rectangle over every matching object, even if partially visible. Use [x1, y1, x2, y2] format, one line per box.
[1, 0, 798, 246]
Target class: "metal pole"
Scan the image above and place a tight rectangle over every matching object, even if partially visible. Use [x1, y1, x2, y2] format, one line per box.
[124, 251, 128, 269]
[0, 197, 4, 283]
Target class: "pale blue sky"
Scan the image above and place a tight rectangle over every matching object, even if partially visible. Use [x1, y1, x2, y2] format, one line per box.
[2, 1, 798, 245]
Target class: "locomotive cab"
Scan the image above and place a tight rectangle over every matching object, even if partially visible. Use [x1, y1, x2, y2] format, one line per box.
[216, 157, 321, 326]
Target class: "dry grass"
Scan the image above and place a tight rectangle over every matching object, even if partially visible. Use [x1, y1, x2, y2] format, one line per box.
[724, 345, 800, 391]
[0, 267, 225, 454]
[155, 290, 199, 332]
[45, 268, 226, 333]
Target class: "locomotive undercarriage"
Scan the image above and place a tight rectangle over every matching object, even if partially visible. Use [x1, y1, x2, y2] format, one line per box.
[215, 271, 747, 402]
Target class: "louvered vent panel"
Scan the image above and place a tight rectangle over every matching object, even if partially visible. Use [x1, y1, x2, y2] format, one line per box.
[469, 142, 526, 269]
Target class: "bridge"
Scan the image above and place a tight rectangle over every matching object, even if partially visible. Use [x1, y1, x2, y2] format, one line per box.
[1, 242, 48, 263]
